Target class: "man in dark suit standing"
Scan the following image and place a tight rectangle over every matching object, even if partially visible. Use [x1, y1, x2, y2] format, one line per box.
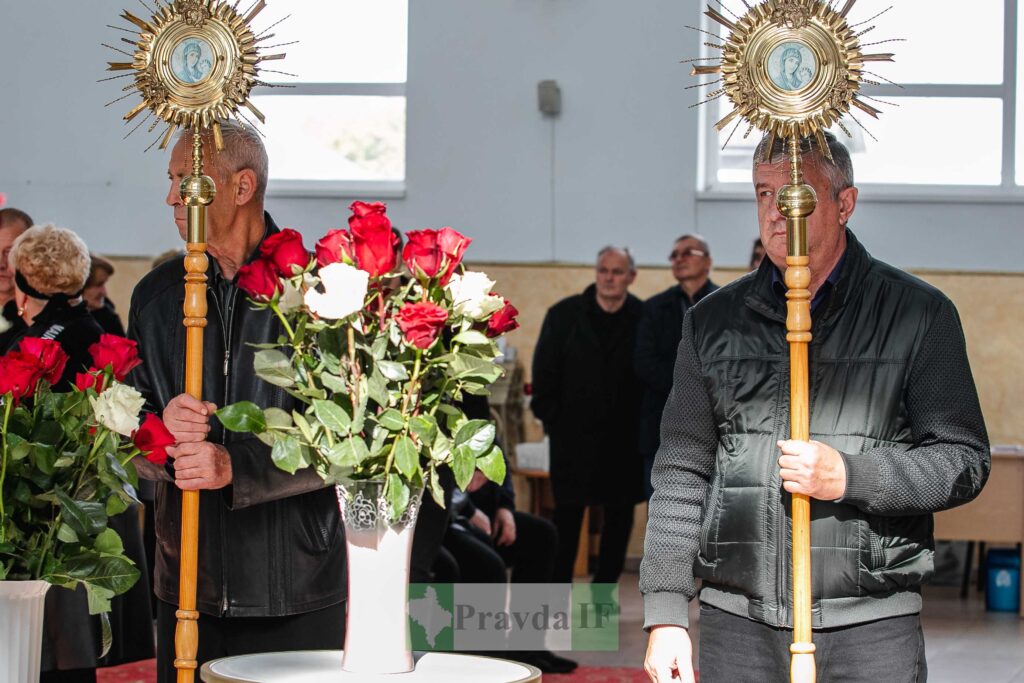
[531, 246, 644, 583]
[635, 235, 717, 498]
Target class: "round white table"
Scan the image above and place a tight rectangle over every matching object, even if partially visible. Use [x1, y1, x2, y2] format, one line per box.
[200, 650, 542, 683]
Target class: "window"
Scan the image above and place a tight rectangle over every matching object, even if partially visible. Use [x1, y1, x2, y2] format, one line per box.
[703, 0, 1022, 193]
[254, 0, 408, 196]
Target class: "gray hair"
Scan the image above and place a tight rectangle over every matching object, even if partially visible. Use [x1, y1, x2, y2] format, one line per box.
[753, 130, 854, 199]
[179, 121, 269, 200]
[674, 233, 710, 257]
[597, 245, 636, 272]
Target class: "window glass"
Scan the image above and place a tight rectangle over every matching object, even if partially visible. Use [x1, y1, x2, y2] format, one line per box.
[252, 95, 406, 182]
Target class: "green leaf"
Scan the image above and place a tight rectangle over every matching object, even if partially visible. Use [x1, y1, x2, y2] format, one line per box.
[409, 415, 439, 446]
[317, 328, 344, 374]
[29, 443, 58, 475]
[325, 437, 368, 467]
[454, 420, 496, 456]
[386, 473, 410, 520]
[371, 334, 388, 361]
[57, 491, 108, 538]
[377, 360, 409, 382]
[264, 407, 293, 430]
[444, 353, 504, 383]
[217, 401, 268, 433]
[427, 467, 445, 507]
[292, 410, 316, 443]
[85, 584, 115, 616]
[313, 399, 351, 435]
[254, 349, 296, 388]
[451, 444, 476, 491]
[351, 377, 369, 433]
[476, 445, 506, 484]
[367, 367, 390, 407]
[321, 372, 347, 393]
[271, 435, 304, 474]
[94, 528, 124, 556]
[394, 436, 420, 478]
[431, 431, 452, 463]
[378, 409, 405, 432]
[105, 495, 129, 516]
[452, 330, 491, 346]
[57, 523, 79, 544]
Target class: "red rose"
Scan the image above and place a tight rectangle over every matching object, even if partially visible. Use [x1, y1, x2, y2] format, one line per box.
[348, 201, 398, 277]
[76, 369, 102, 392]
[259, 228, 310, 277]
[236, 258, 282, 303]
[315, 229, 357, 268]
[396, 302, 449, 350]
[88, 334, 142, 382]
[486, 299, 520, 337]
[436, 227, 471, 284]
[0, 351, 44, 400]
[18, 337, 69, 386]
[402, 228, 471, 285]
[133, 413, 176, 465]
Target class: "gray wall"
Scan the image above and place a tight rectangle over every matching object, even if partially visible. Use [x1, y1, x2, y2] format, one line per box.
[0, 0, 1020, 270]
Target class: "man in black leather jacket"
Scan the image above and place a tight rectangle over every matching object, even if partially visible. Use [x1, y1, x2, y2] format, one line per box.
[128, 122, 345, 682]
[641, 132, 989, 683]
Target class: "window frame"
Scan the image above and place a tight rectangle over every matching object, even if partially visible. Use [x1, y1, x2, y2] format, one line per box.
[259, 69, 407, 198]
[699, 0, 1022, 201]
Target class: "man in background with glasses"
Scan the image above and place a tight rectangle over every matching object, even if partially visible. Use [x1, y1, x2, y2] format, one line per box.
[635, 235, 718, 499]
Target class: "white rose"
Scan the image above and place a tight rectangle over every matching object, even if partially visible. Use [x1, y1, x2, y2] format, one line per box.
[304, 262, 369, 320]
[0, 315, 10, 335]
[446, 271, 503, 320]
[278, 276, 305, 314]
[90, 383, 145, 436]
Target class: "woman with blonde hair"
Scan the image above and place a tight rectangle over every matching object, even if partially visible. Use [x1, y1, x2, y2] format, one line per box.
[4, 224, 103, 385]
[5, 224, 153, 681]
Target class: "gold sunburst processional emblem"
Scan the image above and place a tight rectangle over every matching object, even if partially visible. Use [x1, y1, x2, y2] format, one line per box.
[691, 0, 898, 161]
[104, 0, 288, 150]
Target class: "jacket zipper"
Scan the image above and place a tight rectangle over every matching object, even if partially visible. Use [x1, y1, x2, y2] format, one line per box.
[210, 284, 237, 616]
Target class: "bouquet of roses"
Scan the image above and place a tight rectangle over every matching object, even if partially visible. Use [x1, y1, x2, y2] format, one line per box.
[0, 334, 174, 613]
[216, 201, 520, 518]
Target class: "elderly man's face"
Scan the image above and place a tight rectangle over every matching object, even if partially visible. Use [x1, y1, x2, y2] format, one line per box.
[670, 237, 711, 284]
[166, 136, 237, 244]
[595, 250, 635, 301]
[754, 159, 857, 271]
[0, 221, 28, 299]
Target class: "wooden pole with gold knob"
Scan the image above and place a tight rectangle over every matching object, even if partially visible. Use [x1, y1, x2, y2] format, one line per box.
[777, 132, 817, 683]
[176, 131, 215, 683]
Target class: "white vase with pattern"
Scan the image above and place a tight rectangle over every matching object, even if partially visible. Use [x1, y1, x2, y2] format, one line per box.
[337, 480, 424, 675]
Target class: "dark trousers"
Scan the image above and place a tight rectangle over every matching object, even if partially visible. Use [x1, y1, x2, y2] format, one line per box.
[698, 604, 927, 683]
[552, 503, 634, 584]
[155, 599, 345, 683]
[443, 511, 558, 583]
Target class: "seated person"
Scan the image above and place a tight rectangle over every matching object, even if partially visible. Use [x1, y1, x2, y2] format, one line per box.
[441, 462, 576, 674]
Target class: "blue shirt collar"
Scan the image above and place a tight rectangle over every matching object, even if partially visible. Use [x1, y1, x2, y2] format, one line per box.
[771, 249, 846, 313]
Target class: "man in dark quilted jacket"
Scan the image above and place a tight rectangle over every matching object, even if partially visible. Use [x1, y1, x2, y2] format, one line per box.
[641, 132, 989, 683]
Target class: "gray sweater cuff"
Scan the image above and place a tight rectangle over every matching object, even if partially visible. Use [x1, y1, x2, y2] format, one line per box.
[836, 449, 881, 509]
[642, 591, 691, 631]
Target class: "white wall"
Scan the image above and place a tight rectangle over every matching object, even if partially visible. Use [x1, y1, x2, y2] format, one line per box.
[0, 0, 1020, 270]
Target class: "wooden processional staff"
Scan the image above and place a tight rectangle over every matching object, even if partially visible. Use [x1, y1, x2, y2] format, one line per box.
[690, 1, 896, 680]
[105, 2, 285, 680]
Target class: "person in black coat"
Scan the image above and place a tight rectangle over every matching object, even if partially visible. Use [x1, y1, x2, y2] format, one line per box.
[82, 253, 127, 337]
[530, 246, 643, 584]
[0, 207, 33, 351]
[6, 224, 153, 683]
[634, 234, 718, 499]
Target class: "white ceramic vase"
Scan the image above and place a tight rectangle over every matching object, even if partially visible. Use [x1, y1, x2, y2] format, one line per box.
[0, 580, 51, 683]
[336, 480, 424, 675]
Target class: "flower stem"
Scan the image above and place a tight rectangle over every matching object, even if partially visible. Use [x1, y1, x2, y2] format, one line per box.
[0, 398, 12, 543]
[271, 302, 296, 342]
[347, 326, 361, 406]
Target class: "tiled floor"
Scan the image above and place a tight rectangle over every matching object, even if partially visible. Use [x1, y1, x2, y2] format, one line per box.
[569, 573, 1024, 682]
